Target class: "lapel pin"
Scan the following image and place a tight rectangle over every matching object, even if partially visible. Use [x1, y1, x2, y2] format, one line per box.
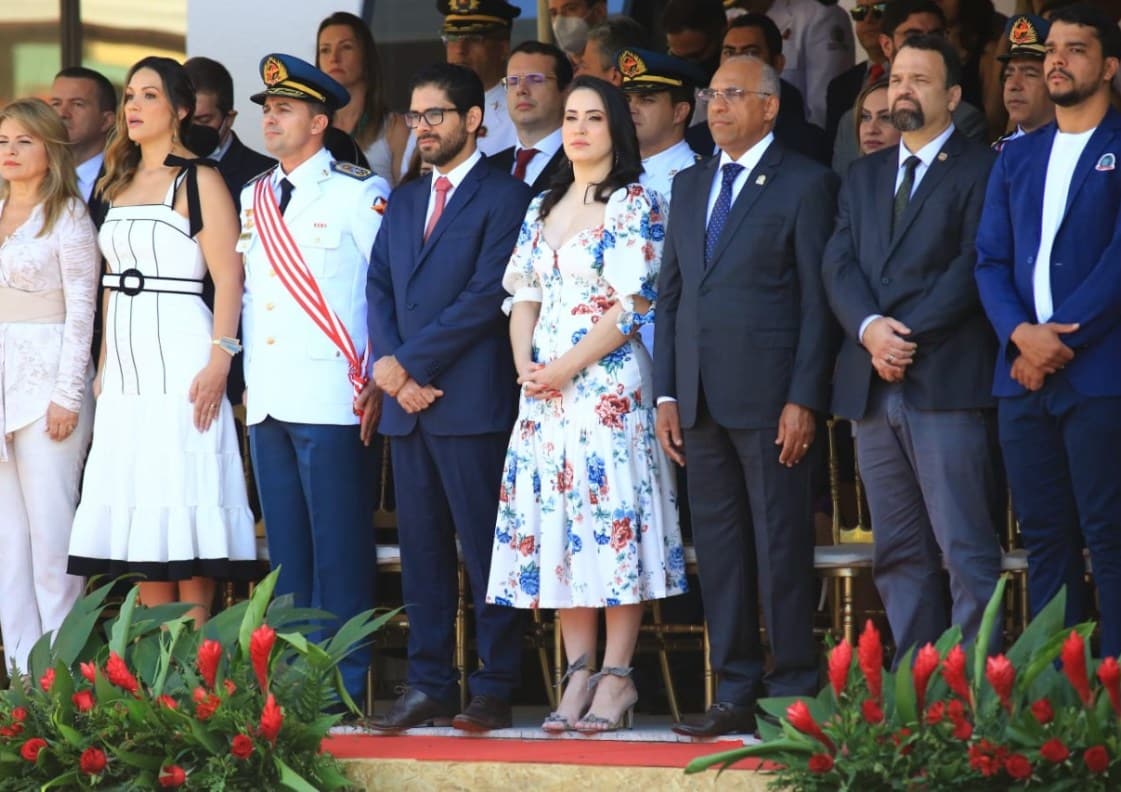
[1096, 153, 1116, 171]
[937, 152, 948, 162]
[756, 174, 767, 186]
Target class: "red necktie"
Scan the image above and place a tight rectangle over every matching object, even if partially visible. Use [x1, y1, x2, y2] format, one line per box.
[867, 63, 886, 85]
[423, 176, 452, 242]
[513, 147, 539, 182]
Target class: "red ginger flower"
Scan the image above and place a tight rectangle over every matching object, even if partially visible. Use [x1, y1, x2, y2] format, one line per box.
[39, 668, 55, 692]
[157, 694, 178, 710]
[1097, 656, 1121, 716]
[259, 693, 283, 743]
[11, 708, 26, 723]
[105, 651, 138, 694]
[1062, 631, 1093, 706]
[230, 734, 254, 759]
[72, 691, 95, 712]
[20, 738, 46, 762]
[193, 687, 220, 721]
[224, 679, 237, 695]
[1030, 697, 1053, 724]
[197, 639, 222, 690]
[827, 640, 851, 699]
[857, 620, 883, 703]
[861, 699, 884, 724]
[1040, 739, 1070, 763]
[158, 764, 187, 787]
[80, 661, 96, 684]
[942, 645, 972, 705]
[1084, 745, 1110, 774]
[79, 746, 107, 775]
[250, 624, 276, 692]
[913, 643, 939, 713]
[1005, 754, 1032, 780]
[0, 723, 24, 738]
[968, 739, 1008, 778]
[807, 754, 834, 773]
[786, 700, 835, 753]
[985, 654, 1015, 712]
[924, 700, 945, 725]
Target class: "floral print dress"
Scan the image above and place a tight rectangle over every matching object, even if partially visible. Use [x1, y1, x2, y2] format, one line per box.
[485, 184, 687, 608]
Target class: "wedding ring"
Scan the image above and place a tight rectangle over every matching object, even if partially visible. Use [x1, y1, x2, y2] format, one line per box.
[887, 354, 895, 363]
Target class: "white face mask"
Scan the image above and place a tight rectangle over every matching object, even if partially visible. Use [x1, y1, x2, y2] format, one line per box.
[552, 15, 590, 54]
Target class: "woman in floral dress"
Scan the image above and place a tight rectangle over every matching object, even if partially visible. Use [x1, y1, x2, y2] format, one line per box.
[485, 76, 686, 734]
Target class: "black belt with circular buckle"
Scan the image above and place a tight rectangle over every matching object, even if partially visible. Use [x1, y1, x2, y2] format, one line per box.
[102, 269, 204, 296]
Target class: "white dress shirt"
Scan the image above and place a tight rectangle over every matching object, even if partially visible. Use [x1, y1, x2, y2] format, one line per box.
[512, 127, 563, 186]
[75, 153, 104, 204]
[1034, 127, 1095, 322]
[640, 138, 699, 214]
[479, 82, 518, 157]
[859, 123, 957, 342]
[425, 149, 483, 229]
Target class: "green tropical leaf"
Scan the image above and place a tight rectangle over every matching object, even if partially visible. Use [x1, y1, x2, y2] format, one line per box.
[39, 769, 80, 789]
[54, 721, 84, 749]
[239, 569, 280, 660]
[275, 755, 321, 792]
[1008, 586, 1067, 668]
[35, 579, 117, 677]
[971, 575, 1008, 695]
[278, 632, 310, 655]
[187, 717, 222, 754]
[109, 586, 140, 657]
[893, 645, 916, 723]
[684, 739, 812, 774]
[1020, 622, 1095, 692]
[109, 747, 164, 771]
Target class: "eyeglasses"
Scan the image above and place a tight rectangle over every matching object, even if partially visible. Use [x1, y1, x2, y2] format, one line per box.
[502, 73, 557, 90]
[850, 3, 887, 22]
[404, 107, 463, 128]
[696, 87, 772, 105]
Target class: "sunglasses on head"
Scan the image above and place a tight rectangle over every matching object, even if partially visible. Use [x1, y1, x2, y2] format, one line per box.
[850, 3, 888, 22]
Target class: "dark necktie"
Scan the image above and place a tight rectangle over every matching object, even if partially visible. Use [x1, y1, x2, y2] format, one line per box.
[278, 177, 294, 215]
[705, 163, 745, 265]
[892, 156, 921, 236]
[513, 147, 539, 182]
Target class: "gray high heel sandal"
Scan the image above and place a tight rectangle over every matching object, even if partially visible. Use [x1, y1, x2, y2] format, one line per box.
[541, 654, 594, 733]
[573, 666, 637, 734]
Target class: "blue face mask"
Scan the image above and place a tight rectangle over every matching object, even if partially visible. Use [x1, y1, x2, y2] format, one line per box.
[552, 15, 590, 55]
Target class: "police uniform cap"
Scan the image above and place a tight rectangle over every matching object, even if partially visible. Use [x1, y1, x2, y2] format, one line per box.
[438, 0, 520, 35]
[250, 53, 350, 111]
[998, 15, 1050, 62]
[616, 48, 708, 93]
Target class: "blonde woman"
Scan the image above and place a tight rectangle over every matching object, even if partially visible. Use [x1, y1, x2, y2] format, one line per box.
[0, 98, 98, 672]
[68, 57, 255, 626]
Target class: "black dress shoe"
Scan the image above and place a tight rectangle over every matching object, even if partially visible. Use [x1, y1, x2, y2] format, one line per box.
[368, 688, 456, 732]
[671, 702, 757, 738]
[452, 695, 513, 732]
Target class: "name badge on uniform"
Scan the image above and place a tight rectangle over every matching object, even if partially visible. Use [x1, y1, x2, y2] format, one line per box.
[1096, 153, 1116, 172]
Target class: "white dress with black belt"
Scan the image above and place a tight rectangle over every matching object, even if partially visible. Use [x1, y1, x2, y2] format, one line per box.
[68, 169, 256, 581]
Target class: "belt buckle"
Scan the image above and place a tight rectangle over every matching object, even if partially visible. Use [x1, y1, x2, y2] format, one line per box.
[118, 268, 145, 296]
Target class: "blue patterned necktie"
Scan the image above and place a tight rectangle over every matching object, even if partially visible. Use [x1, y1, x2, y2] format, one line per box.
[705, 163, 745, 265]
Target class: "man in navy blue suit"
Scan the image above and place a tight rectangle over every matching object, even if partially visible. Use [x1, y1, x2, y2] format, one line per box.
[976, 4, 1121, 657]
[366, 63, 531, 732]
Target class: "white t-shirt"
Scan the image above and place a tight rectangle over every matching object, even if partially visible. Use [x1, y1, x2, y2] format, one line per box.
[1034, 128, 1095, 322]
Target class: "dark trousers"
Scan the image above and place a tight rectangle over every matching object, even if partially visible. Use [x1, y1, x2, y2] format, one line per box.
[856, 383, 1002, 660]
[391, 428, 524, 706]
[683, 399, 818, 704]
[999, 376, 1121, 657]
[249, 417, 378, 697]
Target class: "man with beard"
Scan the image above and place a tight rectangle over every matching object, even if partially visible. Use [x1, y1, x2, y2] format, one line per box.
[993, 14, 1056, 150]
[822, 34, 1002, 660]
[367, 63, 530, 732]
[976, 4, 1121, 658]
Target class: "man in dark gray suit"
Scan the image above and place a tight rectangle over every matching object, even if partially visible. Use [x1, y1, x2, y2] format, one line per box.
[822, 34, 1002, 662]
[655, 56, 838, 738]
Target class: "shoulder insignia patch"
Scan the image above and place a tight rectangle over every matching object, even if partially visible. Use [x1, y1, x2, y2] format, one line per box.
[331, 161, 373, 180]
[371, 196, 388, 215]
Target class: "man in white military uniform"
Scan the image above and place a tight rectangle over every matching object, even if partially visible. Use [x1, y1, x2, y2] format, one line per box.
[238, 52, 390, 710]
[759, 0, 855, 129]
[616, 48, 704, 358]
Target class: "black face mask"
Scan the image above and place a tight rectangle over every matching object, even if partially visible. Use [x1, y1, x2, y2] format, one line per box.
[182, 123, 219, 157]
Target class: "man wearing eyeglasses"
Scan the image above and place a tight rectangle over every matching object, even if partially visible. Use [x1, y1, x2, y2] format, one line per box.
[656, 55, 838, 738]
[367, 62, 531, 733]
[488, 41, 572, 194]
[825, 0, 890, 150]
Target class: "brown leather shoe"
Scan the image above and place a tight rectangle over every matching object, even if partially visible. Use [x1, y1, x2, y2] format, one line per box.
[452, 695, 513, 732]
[671, 702, 757, 738]
[368, 688, 456, 732]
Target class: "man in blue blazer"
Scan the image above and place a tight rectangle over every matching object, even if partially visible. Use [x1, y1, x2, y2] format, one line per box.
[976, 5, 1121, 657]
[366, 63, 531, 731]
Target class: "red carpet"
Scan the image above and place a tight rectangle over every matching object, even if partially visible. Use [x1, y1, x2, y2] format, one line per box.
[323, 734, 764, 770]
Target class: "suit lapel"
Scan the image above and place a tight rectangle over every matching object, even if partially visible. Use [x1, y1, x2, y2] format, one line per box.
[884, 131, 963, 260]
[407, 173, 430, 271]
[873, 150, 897, 257]
[532, 149, 567, 193]
[1057, 109, 1121, 235]
[707, 142, 784, 270]
[414, 159, 484, 273]
[682, 157, 717, 281]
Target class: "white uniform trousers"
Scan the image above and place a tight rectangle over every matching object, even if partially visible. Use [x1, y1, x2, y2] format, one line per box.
[0, 399, 93, 672]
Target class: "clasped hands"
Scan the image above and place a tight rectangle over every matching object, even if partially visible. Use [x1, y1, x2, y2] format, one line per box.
[1009, 321, 1079, 392]
[518, 359, 574, 400]
[863, 316, 916, 383]
[373, 355, 443, 415]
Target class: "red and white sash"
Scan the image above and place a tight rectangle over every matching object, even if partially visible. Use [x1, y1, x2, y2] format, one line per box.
[252, 176, 369, 400]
